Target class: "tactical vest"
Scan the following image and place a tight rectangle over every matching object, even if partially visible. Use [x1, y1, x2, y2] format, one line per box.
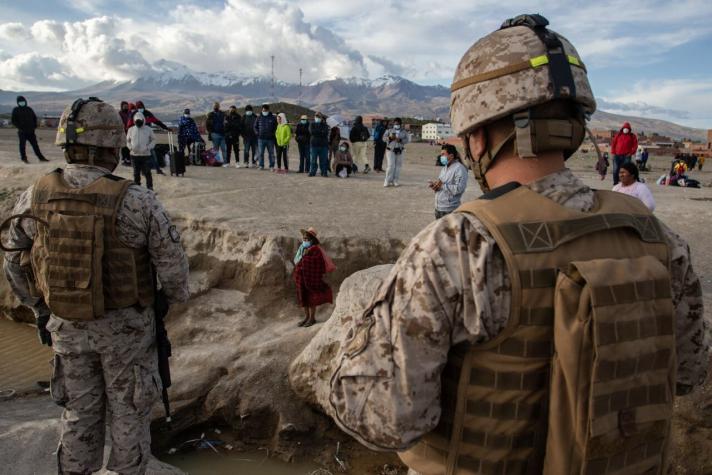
[30, 169, 154, 320]
[399, 187, 675, 475]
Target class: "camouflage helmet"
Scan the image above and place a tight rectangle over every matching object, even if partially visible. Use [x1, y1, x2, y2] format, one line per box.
[55, 97, 125, 149]
[450, 14, 596, 136]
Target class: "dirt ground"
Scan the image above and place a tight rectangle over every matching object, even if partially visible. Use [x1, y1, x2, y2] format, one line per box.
[0, 127, 710, 473]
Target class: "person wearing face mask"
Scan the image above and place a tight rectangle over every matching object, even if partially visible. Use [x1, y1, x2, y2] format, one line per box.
[206, 102, 228, 166]
[292, 227, 333, 327]
[372, 119, 388, 172]
[383, 117, 409, 187]
[254, 104, 278, 170]
[295, 115, 311, 173]
[309, 112, 330, 177]
[225, 105, 242, 167]
[349, 115, 371, 173]
[610, 121, 639, 185]
[1, 98, 189, 475]
[241, 105, 258, 167]
[333, 141, 354, 178]
[11, 95, 48, 163]
[126, 111, 156, 190]
[118, 101, 132, 166]
[126, 100, 169, 175]
[275, 113, 291, 173]
[429, 144, 469, 218]
[177, 108, 204, 162]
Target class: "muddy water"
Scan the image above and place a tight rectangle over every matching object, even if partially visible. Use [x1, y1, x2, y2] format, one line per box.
[0, 319, 52, 394]
[162, 450, 321, 474]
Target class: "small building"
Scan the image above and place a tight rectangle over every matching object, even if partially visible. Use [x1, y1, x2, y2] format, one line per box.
[405, 123, 422, 140]
[41, 116, 60, 128]
[422, 122, 454, 141]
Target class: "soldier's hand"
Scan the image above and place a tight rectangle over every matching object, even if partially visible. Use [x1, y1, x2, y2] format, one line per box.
[36, 314, 52, 347]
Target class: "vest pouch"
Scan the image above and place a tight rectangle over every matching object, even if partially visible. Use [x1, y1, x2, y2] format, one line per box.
[33, 212, 105, 320]
[543, 256, 675, 475]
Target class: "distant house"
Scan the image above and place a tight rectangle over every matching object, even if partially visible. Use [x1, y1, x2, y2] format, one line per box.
[41, 116, 60, 128]
[422, 122, 453, 141]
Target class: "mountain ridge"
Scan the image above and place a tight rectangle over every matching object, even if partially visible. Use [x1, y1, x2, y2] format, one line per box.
[0, 60, 707, 141]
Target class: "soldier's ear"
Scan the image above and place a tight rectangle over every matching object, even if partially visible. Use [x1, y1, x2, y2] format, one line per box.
[468, 128, 487, 162]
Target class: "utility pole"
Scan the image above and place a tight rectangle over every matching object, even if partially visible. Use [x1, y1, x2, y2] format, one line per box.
[299, 67, 303, 105]
[271, 55, 275, 102]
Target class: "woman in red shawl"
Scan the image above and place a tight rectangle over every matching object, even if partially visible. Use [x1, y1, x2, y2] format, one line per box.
[293, 227, 333, 327]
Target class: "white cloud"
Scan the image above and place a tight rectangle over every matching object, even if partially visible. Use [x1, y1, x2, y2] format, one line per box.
[601, 79, 712, 128]
[0, 52, 78, 90]
[0, 22, 31, 40]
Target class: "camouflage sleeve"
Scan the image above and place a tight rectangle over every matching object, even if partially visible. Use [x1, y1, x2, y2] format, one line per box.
[116, 185, 190, 304]
[328, 213, 509, 451]
[659, 222, 710, 388]
[1, 186, 50, 318]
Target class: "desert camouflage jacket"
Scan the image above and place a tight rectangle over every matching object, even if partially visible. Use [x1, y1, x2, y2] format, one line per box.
[328, 168, 709, 452]
[3, 163, 190, 320]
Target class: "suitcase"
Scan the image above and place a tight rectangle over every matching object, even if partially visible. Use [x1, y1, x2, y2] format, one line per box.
[167, 132, 185, 176]
[191, 142, 205, 165]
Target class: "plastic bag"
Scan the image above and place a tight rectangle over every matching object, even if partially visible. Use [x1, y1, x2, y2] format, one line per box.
[338, 167, 348, 178]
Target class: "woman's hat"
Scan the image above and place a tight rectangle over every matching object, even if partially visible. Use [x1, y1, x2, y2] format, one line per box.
[300, 227, 319, 244]
[300, 115, 308, 120]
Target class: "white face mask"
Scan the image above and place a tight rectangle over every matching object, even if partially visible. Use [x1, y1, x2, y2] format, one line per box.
[622, 128, 630, 134]
[183, 114, 190, 118]
[394, 124, 401, 130]
[246, 111, 253, 116]
[339, 146, 347, 152]
[315, 117, 322, 123]
[262, 111, 269, 116]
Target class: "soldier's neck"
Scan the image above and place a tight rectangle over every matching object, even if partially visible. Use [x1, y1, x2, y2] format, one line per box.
[485, 152, 566, 189]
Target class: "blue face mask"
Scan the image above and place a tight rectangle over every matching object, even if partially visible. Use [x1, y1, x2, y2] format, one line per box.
[246, 111, 253, 116]
[262, 111, 269, 116]
[315, 118, 322, 123]
[439, 155, 449, 166]
[300, 120, 307, 124]
[302, 240, 312, 248]
[18, 101, 27, 107]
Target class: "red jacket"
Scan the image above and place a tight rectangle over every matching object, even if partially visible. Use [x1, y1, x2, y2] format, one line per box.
[610, 122, 638, 156]
[293, 246, 333, 307]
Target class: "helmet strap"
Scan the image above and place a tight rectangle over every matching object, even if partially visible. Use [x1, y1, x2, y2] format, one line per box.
[465, 128, 515, 192]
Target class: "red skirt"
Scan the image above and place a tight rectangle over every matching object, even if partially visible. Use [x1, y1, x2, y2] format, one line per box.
[293, 247, 333, 308]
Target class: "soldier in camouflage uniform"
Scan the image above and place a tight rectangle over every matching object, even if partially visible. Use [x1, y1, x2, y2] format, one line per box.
[322, 14, 710, 475]
[2, 98, 189, 475]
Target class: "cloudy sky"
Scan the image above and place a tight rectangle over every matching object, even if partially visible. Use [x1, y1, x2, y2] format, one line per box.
[1, 0, 711, 128]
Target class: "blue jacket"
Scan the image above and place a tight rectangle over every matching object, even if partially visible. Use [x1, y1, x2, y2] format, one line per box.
[254, 112, 277, 140]
[178, 116, 202, 143]
[373, 124, 386, 142]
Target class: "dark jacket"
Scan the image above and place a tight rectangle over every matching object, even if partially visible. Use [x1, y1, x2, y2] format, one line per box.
[349, 119, 370, 143]
[119, 101, 131, 132]
[309, 121, 330, 147]
[242, 113, 257, 141]
[295, 121, 311, 144]
[225, 112, 242, 140]
[127, 101, 168, 130]
[206, 110, 226, 135]
[329, 127, 341, 147]
[11, 96, 38, 132]
[254, 112, 278, 140]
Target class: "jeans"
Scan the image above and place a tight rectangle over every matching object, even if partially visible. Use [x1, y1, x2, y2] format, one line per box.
[243, 138, 257, 164]
[258, 138, 276, 168]
[276, 145, 289, 169]
[612, 154, 630, 185]
[309, 146, 329, 176]
[225, 136, 239, 164]
[297, 141, 310, 172]
[374, 141, 386, 170]
[211, 133, 227, 160]
[18, 130, 45, 161]
[385, 150, 404, 185]
[131, 155, 153, 190]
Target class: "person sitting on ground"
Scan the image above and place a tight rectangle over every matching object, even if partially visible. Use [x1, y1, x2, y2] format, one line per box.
[612, 162, 655, 211]
[293, 227, 333, 328]
[333, 142, 354, 178]
[177, 108, 204, 158]
[430, 144, 469, 219]
[275, 112, 291, 173]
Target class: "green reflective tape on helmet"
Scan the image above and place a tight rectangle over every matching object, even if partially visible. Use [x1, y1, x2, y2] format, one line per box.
[529, 55, 549, 68]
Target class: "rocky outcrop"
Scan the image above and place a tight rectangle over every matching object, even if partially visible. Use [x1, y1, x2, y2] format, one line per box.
[289, 265, 392, 412]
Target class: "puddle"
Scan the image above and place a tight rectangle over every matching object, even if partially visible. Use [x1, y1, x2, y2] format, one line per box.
[162, 449, 322, 475]
[0, 318, 53, 394]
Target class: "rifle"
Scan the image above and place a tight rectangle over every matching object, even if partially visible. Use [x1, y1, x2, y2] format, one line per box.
[152, 268, 173, 424]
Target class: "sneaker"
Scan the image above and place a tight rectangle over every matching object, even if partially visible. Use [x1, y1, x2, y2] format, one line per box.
[222, 164, 229, 168]
[235, 163, 241, 168]
[20, 157, 28, 164]
[244, 163, 250, 169]
[383, 182, 391, 187]
[259, 167, 265, 170]
[393, 182, 400, 187]
[38, 157, 49, 162]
